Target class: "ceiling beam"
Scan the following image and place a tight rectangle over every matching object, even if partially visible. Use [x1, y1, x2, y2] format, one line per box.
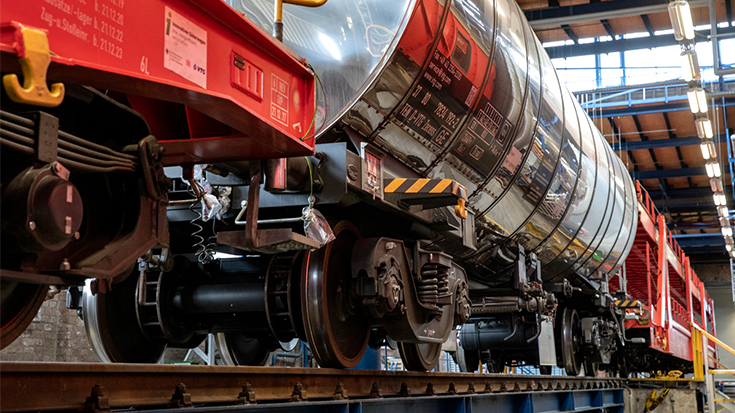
[672, 232, 722, 239]
[611, 136, 698, 151]
[640, 15, 656, 37]
[588, 99, 735, 118]
[545, 26, 735, 60]
[647, 186, 733, 199]
[526, 0, 707, 28]
[631, 167, 705, 180]
[676, 236, 725, 247]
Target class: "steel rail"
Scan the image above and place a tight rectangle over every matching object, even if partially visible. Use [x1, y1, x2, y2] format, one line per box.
[0, 362, 625, 412]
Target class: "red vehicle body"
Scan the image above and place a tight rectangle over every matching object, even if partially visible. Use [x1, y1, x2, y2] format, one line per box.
[610, 182, 717, 373]
[1, 0, 316, 164]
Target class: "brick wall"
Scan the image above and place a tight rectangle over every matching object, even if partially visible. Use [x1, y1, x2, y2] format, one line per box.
[692, 263, 731, 285]
[1, 290, 98, 362]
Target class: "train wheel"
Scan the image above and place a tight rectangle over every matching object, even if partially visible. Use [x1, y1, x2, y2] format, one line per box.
[1, 281, 47, 349]
[399, 342, 442, 371]
[82, 269, 166, 363]
[302, 222, 370, 368]
[215, 333, 269, 366]
[559, 308, 582, 376]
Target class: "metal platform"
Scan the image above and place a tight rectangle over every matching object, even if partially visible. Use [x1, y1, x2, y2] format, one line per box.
[0, 362, 624, 412]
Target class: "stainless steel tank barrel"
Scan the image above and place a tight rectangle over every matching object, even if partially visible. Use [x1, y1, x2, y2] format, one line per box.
[228, 0, 637, 285]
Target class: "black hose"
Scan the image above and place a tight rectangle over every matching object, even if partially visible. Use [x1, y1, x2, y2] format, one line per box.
[57, 147, 135, 169]
[0, 109, 138, 161]
[0, 137, 134, 174]
[0, 137, 34, 155]
[59, 130, 138, 161]
[0, 128, 35, 145]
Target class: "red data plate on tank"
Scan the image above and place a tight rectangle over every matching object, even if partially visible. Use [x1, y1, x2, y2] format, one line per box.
[0, 0, 316, 163]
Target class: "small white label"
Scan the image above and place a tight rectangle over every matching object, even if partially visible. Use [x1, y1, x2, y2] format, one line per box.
[164, 7, 207, 88]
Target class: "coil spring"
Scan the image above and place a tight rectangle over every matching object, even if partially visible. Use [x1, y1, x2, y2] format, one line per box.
[417, 263, 450, 308]
[189, 198, 215, 264]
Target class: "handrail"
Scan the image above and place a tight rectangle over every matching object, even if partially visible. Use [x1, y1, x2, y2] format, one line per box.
[693, 323, 735, 358]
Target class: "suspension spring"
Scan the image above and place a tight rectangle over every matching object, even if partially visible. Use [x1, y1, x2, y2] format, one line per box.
[190, 203, 215, 264]
[417, 263, 451, 309]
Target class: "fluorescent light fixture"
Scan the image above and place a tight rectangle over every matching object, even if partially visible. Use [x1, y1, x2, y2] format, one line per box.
[722, 226, 732, 237]
[727, 235, 735, 244]
[728, 244, 733, 252]
[687, 88, 707, 114]
[710, 178, 723, 192]
[681, 49, 701, 81]
[721, 217, 730, 227]
[706, 141, 716, 158]
[714, 192, 727, 206]
[701, 143, 711, 159]
[668, 0, 695, 41]
[696, 118, 714, 139]
[718, 205, 729, 217]
[701, 140, 716, 160]
[705, 162, 720, 179]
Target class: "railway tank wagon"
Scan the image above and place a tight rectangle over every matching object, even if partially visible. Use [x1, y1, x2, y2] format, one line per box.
[1, 0, 638, 375]
[225, 0, 637, 374]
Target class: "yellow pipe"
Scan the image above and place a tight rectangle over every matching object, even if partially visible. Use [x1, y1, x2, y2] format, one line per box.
[283, 0, 328, 7]
[275, 0, 283, 23]
[693, 324, 735, 358]
[273, 0, 326, 41]
[275, 0, 326, 23]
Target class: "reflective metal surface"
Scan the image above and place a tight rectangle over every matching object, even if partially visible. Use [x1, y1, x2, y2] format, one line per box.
[230, 0, 636, 284]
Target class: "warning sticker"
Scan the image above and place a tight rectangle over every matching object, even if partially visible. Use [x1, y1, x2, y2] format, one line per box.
[164, 7, 207, 89]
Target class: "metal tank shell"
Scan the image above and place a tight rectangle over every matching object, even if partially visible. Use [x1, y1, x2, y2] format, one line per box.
[229, 0, 637, 284]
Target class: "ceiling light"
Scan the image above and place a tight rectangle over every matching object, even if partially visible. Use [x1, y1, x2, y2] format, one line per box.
[722, 226, 732, 237]
[718, 205, 729, 217]
[681, 48, 701, 81]
[706, 163, 715, 177]
[701, 142, 712, 159]
[728, 244, 733, 252]
[706, 141, 716, 159]
[721, 217, 730, 227]
[727, 235, 735, 245]
[696, 118, 714, 139]
[687, 88, 708, 114]
[714, 192, 727, 206]
[706, 161, 721, 178]
[668, 0, 695, 41]
[711, 178, 724, 192]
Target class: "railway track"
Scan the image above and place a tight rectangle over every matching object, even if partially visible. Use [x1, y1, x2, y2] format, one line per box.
[0, 362, 625, 412]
